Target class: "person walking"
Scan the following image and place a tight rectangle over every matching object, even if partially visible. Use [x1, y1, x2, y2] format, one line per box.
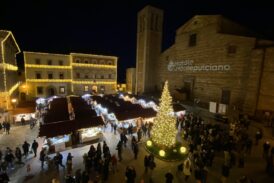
[111, 154, 118, 173]
[4, 151, 15, 170]
[32, 140, 39, 157]
[263, 141, 271, 159]
[183, 158, 192, 182]
[165, 170, 174, 183]
[21, 117, 25, 126]
[15, 147, 23, 164]
[144, 155, 150, 173]
[133, 143, 139, 160]
[39, 149, 46, 170]
[125, 166, 136, 183]
[116, 141, 123, 161]
[137, 128, 142, 142]
[66, 152, 73, 175]
[22, 141, 30, 157]
[221, 164, 230, 183]
[54, 152, 65, 170]
[5, 122, 10, 134]
[113, 123, 117, 135]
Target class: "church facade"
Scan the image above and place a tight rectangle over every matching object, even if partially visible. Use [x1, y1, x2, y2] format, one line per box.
[136, 5, 274, 117]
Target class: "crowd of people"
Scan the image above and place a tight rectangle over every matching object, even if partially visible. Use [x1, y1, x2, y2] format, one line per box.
[0, 122, 11, 134]
[0, 139, 39, 182]
[1, 107, 274, 183]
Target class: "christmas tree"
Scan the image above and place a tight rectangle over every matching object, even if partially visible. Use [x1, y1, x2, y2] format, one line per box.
[151, 81, 177, 149]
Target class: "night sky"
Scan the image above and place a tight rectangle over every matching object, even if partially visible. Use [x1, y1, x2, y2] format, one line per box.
[1, 0, 274, 82]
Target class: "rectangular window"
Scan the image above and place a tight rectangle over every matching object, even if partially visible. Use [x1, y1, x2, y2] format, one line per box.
[101, 75, 104, 79]
[47, 60, 52, 65]
[48, 73, 53, 79]
[37, 87, 43, 94]
[59, 73, 64, 79]
[84, 85, 89, 92]
[59, 60, 63, 65]
[36, 73, 41, 79]
[227, 45, 237, 55]
[76, 73, 80, 79]
[35, 59, 41, 65]
[59, 87, 65, 94]
[85, 75, 88, 79]
[109, 74, 112, 79]
[189, 34, 197, 47]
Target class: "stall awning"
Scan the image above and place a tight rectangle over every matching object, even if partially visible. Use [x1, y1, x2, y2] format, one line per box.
[39, 116, 104, 138]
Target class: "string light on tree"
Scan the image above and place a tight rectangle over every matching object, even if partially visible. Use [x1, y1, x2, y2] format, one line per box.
[151, 81, 177, 149]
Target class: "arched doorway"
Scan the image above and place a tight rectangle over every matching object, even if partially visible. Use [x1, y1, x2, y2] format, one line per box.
[20, 92, 26, 101]
[47, 86, 57, 97]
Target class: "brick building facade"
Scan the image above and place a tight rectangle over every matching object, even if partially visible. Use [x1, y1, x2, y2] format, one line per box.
[136, 6, 274, 117]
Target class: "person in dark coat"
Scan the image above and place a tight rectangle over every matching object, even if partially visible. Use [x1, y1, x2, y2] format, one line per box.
[263, 141, 271, 159]
[0, 171, 9, 183]
[5, 151, 15, 170]
[75, 169, 82, 183]
[116, 140, 123, 161]
[21, 117, 25, 126]
[165, 171, 174, 183]
[133, 143, 139, 160]
[144, 155, 150, 173]
[5, 123, 10, 134]
[15, 147, 23, 164]
[125, 166, 136, 183]
[32, 140, 39, 157]
[81, 171, 89, 183]
[22, 141, 30, 157]
[137, 128, 142, 142]
[39, 149, 46, 169]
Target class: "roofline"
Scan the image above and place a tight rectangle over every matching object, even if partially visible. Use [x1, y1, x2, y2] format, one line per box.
[23, 51, 118, 60]
[23, 51, 70, 57]
[0, 31, 21, 54]
[70, 52, 118, 60]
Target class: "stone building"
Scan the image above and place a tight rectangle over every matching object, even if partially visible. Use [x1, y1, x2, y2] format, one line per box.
[0, 30, 21, 110]
[126, 68, 136, 94]
[24, 52, 117, 100]
[136, 5, 274, 117]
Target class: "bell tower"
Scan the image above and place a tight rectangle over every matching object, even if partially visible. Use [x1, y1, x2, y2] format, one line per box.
[135, 5, 163, 94]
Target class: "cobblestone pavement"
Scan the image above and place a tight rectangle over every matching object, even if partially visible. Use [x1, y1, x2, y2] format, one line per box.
[1, 115, 274, 183]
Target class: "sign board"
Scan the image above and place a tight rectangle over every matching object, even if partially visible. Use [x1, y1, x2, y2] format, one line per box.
[54, 142, 66, 152]
[209, 102, 217, 113]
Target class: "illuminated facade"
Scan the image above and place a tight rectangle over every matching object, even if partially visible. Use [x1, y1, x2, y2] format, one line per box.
[24, 52, 117, 100]
[136, 5, 274, 117]
[126, 68, 136, 94]
[0, 30, 21, 110]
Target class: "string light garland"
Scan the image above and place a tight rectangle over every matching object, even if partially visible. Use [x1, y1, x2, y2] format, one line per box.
[151, 81, 177, 149]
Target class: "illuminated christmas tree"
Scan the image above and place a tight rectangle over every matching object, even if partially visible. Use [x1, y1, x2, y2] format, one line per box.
[151, 81, 177, 149]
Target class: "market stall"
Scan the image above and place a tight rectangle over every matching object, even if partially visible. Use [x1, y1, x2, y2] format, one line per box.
[79, 127, 103, 143]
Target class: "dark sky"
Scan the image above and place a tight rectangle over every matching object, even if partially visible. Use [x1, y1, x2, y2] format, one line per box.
[1, 0, 274, 82]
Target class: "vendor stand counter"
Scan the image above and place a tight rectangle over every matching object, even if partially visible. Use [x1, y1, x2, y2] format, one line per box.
[14, 113, 36, 123]
[80, 127, 103, 143]
[43, 135, 71, 154]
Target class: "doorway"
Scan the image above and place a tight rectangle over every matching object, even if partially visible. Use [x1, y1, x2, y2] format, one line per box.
[20, 92, 26, 102]
[183, 77, 195, 101]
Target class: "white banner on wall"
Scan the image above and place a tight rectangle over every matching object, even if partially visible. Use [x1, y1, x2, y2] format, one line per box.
[218, 104, 227, 114]
[209, 102, 217, 113]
